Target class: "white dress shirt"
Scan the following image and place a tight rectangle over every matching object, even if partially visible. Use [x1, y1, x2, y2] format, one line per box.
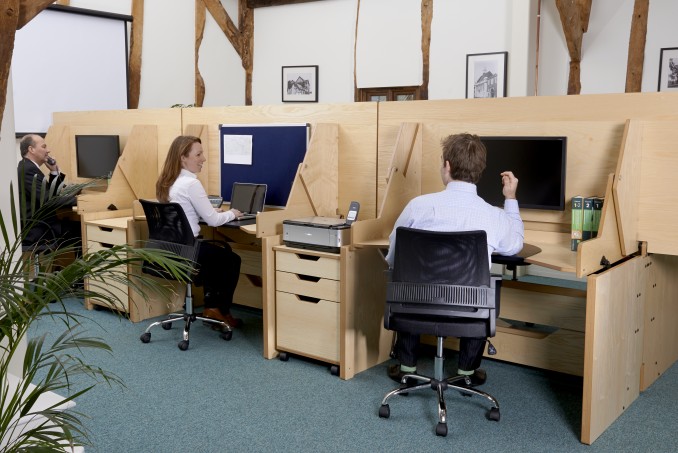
[169, 169, 235, 237]
[385, 181, 524, 268]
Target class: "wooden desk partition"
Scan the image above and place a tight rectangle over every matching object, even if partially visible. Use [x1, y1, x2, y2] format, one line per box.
[48, 93, 678, 444]
[354, 100, 678, 444]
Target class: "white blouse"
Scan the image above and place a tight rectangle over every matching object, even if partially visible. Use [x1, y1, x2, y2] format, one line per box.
[169, 169, 235, 236]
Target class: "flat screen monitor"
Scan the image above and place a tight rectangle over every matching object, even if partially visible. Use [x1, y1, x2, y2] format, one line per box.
[75, 135, 121, 179]
[476, 136, 567, 211]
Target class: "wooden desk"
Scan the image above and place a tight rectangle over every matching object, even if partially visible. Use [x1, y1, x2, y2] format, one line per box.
[81, 212, 185, 322]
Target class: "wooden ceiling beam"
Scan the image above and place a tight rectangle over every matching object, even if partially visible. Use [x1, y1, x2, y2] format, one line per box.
[420, 0, 432, 100]
[0, 0, 20, 130]
[625, 0, 649, 93]
[247, 0, 322, 8]
[555, 0, 592, 94]
[128, 0, 144, 109]
[239, 1, 254, 105]
[17, 0, 55, 29]
[201, 0, 243, 59]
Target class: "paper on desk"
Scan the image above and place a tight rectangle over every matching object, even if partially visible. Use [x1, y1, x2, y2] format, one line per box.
[222, 134, 253, 165]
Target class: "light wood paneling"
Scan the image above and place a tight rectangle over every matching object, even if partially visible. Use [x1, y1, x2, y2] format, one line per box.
[118, 125, 159, 200]
[51, 109, 182, 212]
[377, 93, 678, 224]
[641, 254, 678, 390]
[276, 291, 339, 363]
[583, 255, 646, 444]
[181, 103, 378, 219]
[637, 121, 678, 255]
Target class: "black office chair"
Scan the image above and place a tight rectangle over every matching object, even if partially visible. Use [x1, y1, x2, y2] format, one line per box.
[378, 227, 501, 437]
[138, 200, 232, 350]
[21, 219, 58, 287]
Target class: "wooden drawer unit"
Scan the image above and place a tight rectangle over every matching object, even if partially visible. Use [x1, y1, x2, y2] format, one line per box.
[83, 217, 133, 313]
[274, 247, 341, 363]
[275, 291, 339, 362]
[85, 224, 127, 247]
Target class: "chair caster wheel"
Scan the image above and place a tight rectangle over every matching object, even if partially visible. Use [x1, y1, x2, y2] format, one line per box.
[161, 322, 172, 330]
[178, 340, 189, 351]
[330, 365, 339, 376]
[488, 407, 500, 421]
[220, 330, 233, 341]
[140, 332, 151, 343]
[378, 404, 390, 418]
[279, 352, 289, 361]
[435, 422, 448, 437]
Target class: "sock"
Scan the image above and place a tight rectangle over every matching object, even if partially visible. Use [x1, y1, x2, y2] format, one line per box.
[400, 364, 416, 373]
[457, 368, 474, 376]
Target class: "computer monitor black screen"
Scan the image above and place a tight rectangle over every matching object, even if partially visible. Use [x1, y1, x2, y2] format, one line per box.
[477, 136, 567, 210]
[75, 135, 121, 179]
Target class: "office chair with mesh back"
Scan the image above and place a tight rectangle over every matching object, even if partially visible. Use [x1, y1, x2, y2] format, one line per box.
[138, 200, 232, 350]
[378, 227, 501, 437]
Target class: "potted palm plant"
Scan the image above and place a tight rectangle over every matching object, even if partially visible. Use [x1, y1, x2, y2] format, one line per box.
[0, 180, 191, 451]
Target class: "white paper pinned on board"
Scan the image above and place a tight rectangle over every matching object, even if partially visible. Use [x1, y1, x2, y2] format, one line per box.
[222, 134, 253, 165]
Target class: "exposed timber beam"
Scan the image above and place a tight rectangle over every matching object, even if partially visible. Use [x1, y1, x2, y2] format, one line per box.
[195, 1, 206, 107]
[0, 0, 20, 131]
[420, 0, 432, 100]
[200, 0, 253, 105]
[247, 0, 322, 8]
[17, 0, 55, 29]
[555, 0, 592, 94]
[128, 0, 144, 109]
[625, 0, 649, 93]
[202, 0, 243, 58]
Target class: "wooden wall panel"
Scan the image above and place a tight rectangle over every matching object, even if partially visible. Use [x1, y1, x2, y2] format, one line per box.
[51, 109, 182, 212]
[182, 103, 378, 219]
[52, 108, 182, 175]
[377, 93, 678, 229]
[637, 121, 678, 255]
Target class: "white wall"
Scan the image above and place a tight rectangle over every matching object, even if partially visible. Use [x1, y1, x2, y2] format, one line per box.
[200, 0, 245, 106]
[1, 74, 17, 241]
[253, 0, 357, 104]
[356, 0, 421, 88]
[33, 0, 678, 107]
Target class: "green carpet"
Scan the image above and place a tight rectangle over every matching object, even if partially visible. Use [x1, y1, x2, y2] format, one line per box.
[28, 298, 678, 453]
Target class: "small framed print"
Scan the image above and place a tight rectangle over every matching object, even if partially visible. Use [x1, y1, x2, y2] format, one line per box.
[657, 47, 678, 92]
[282, 65, 318, 102]
[466, 51, 508, 99]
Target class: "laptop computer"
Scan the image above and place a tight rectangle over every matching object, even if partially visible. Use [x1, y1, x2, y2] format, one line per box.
[229, 182, 267, 220]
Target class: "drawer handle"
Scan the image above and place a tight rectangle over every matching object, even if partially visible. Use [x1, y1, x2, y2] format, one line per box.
[99, 243, 115, 249]
[296, 253, 320, 261]
[98, 227, 114, 232]
[296, 295, 320, 304]
[296, 274, 320, 282]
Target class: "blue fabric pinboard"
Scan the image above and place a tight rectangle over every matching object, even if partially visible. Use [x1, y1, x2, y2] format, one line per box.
[219, 124, 309, 207]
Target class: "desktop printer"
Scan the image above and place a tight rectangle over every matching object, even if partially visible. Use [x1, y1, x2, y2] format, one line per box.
[282, 217, 351, 253]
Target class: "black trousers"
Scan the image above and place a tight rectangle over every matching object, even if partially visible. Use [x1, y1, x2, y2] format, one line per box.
[394, 331, 486, 372]
[196, 240, 241, 314]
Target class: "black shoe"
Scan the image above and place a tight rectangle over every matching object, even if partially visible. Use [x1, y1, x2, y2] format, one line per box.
[387, 363, 417, 384]
[456, 368, 487, 387]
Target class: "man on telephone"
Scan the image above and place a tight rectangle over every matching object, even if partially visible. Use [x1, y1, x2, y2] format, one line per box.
[17, 134, 80, 249]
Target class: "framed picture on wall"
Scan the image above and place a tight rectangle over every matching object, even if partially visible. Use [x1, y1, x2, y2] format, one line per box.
[657, 47, 678, 92]
[282, 65, 318, 102]
[465, 52, 508, 99]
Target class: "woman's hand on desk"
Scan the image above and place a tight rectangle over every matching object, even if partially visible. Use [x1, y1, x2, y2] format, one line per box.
[228, 208, 243, 219]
